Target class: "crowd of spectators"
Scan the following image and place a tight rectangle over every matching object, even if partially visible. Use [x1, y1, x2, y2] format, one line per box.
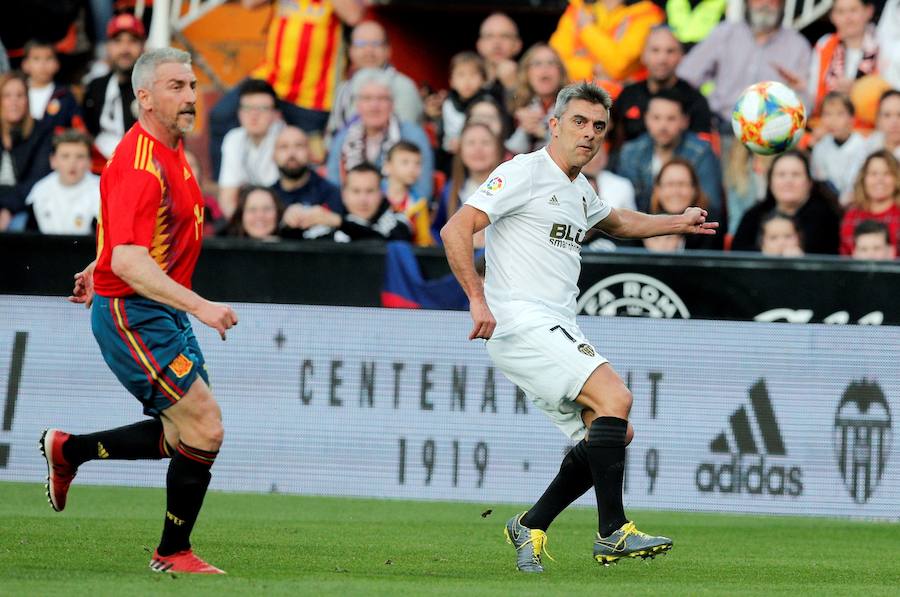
[1, 0, 899, 262]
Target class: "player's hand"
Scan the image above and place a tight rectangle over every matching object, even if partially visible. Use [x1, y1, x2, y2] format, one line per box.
[68, 262, 96, 308]
[468, 297, 496, 340]
[679, 207, 718, 235]
[195, 301, 238, 341]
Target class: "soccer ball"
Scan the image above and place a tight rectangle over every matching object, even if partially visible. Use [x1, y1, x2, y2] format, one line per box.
[731, 81, 806, 155]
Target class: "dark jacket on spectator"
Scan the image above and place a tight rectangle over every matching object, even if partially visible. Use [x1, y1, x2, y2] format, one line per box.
[41, 85, 84, 133]
[332, 198, 412, 243]
[0, 119, 53, 213]
[271, 170, 344, 214]
[611, 79, 713, 150]
[82, 73, 137, 138]
[731, 188, 841, 255]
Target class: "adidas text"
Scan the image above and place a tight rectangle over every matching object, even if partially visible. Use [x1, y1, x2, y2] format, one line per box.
[696, 455, 803, 496]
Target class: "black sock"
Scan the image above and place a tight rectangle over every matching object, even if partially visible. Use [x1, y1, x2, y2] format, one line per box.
[157, 442, 217, 556]
[62, 419, 172, 466]
[521, 442, 593, 531]
[585, 417, 628, 538]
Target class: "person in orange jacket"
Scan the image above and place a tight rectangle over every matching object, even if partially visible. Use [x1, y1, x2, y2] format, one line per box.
[549, 0, 665, 85]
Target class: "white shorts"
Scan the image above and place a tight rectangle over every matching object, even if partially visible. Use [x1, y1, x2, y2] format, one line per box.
[486, 315, 608, 440]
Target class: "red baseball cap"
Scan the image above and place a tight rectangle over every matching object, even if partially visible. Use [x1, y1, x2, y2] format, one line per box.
[107, 13, 146, 40]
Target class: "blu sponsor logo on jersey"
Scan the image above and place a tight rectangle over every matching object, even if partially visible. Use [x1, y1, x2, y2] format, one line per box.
[576, 273, 690, 318]
[696, 379, 803, 497]
[834, 380, 892, 504]
[548, 222, 585, 251]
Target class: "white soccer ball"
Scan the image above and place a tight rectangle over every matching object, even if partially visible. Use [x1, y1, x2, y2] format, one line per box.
[731, 81, 806, 155]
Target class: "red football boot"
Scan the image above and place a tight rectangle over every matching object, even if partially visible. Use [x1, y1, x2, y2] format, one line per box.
[149, 549, 226, 574]
[39, 428, 78, 512]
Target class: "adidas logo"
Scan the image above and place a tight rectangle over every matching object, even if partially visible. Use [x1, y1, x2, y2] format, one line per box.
[548, 195, 559, 206]
[97, 442, 109, 459]
[696, 379, 803, 497]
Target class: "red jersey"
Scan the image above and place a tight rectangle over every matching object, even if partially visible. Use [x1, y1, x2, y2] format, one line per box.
[839, 203, 900, 255]
[94, 123, 204, 297]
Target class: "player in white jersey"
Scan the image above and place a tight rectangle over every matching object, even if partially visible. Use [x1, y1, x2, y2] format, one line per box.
[441, 82, 717, 573]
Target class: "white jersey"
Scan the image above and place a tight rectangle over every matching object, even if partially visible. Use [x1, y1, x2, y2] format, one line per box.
[466, 148, 611, 329]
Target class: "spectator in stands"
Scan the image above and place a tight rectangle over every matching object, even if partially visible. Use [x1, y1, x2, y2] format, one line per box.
[612, 90, 723, 221]
[476, 12, 523, 93]
[224, 185, 285, 241]
[665, 0, 727, 48]
[724, 142, 773, 235]
[285, 162, 412, 242]
[677, 0, 811, 137]
[645, 157, 723, 250]
[505, 43, 567, 155]
[732, 150, 841, 254]
[0, 72, 53, 230]
[441, 52, 490, 155]
[82, 14, 144, 170]
[582, 143, 636, 210]
[811, 92, 867, 200]
[612, 26, 713, 150]
[218, 79, 285, 217]
[851, 219, 896, 259]
[209, 0, 365, 177]
[21, 41, 81, 132]
[840, 149, 900, 254]
[327, 20, 423, 141]
[842, 89, 900, 202]
[431, 122, 504, 241]
[184, 150, 226, 237]
[24, 130, 97, 234]
[273, 126, 344, 239]
[808, 0, 878, 121]
[466, 97, 511, 144]
[879, 0, 900, 88]
[549, 0, 664, 85]
[383, 141, 433, 246]
[758, 211, 805, 257]
[327, 69, 433, 199]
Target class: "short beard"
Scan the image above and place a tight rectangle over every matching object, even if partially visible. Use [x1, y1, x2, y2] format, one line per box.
[748, 9, 781, 33]
[278, 164, 309, 180]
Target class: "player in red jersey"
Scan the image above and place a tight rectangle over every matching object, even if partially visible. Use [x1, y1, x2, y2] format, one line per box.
[39, 48, 238, 574]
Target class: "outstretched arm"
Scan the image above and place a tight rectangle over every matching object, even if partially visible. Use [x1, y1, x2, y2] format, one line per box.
[112, 245, 238, 340]
[596, 206, 718, 240]
[440, 205, 494, 340]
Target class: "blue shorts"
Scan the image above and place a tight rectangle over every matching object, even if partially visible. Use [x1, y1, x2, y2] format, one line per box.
[91, 295, 209, 416]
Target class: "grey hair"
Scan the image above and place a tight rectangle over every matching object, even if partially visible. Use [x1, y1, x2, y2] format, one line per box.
[131, 47, 192, 96]
[350, 68, 394, 100]
[552, 82, 612, 120]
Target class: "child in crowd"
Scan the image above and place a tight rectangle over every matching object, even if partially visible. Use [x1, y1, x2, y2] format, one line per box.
[20, 40, 82, 131]
[441, 52, 489, 154]
[382, 141, 433, 246]
[811, 92, 867, 201]
[759, 211, 805, 257]
[25, 130, 98, 235]
[851, 219, 896, 259]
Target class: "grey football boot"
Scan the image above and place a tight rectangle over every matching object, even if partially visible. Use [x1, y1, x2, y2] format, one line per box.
[593, 521, 673, 566]
[504, 512, 554, 573]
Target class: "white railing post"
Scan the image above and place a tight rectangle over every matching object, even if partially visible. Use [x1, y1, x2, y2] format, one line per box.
[147, 0, 173, 49]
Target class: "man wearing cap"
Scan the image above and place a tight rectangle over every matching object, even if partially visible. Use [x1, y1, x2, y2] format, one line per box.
[82, 14, 146, 171]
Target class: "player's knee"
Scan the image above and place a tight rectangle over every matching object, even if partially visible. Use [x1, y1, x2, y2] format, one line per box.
[625, 422, 635, 446]
[617, 386, 633, 415]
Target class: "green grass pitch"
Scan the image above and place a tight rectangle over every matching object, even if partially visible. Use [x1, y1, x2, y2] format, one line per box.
[1, 481, 898, 596]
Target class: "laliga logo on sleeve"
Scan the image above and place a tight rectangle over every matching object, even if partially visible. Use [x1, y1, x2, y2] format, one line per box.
[576, 273, 690, 318]
[481, 176, 505, 196]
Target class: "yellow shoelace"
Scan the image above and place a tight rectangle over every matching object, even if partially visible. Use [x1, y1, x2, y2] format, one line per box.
[523, 529, 556, 563]
[612, 522, 649, 550]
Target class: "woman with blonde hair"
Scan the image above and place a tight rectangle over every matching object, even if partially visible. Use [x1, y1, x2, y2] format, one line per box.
[0, 71, 53, 230]
[506, 43, 567, 154]
[839, 149, 900, 254]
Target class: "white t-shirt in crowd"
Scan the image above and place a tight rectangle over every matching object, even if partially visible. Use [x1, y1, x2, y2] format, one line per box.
[811, 132, 867, 199]
[26, 171, 100, 235]
[218, 120, 284, 188]
[29, 84, 54, 120]
[596, 170, 636, 211]
[465, 148, 611, 329]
